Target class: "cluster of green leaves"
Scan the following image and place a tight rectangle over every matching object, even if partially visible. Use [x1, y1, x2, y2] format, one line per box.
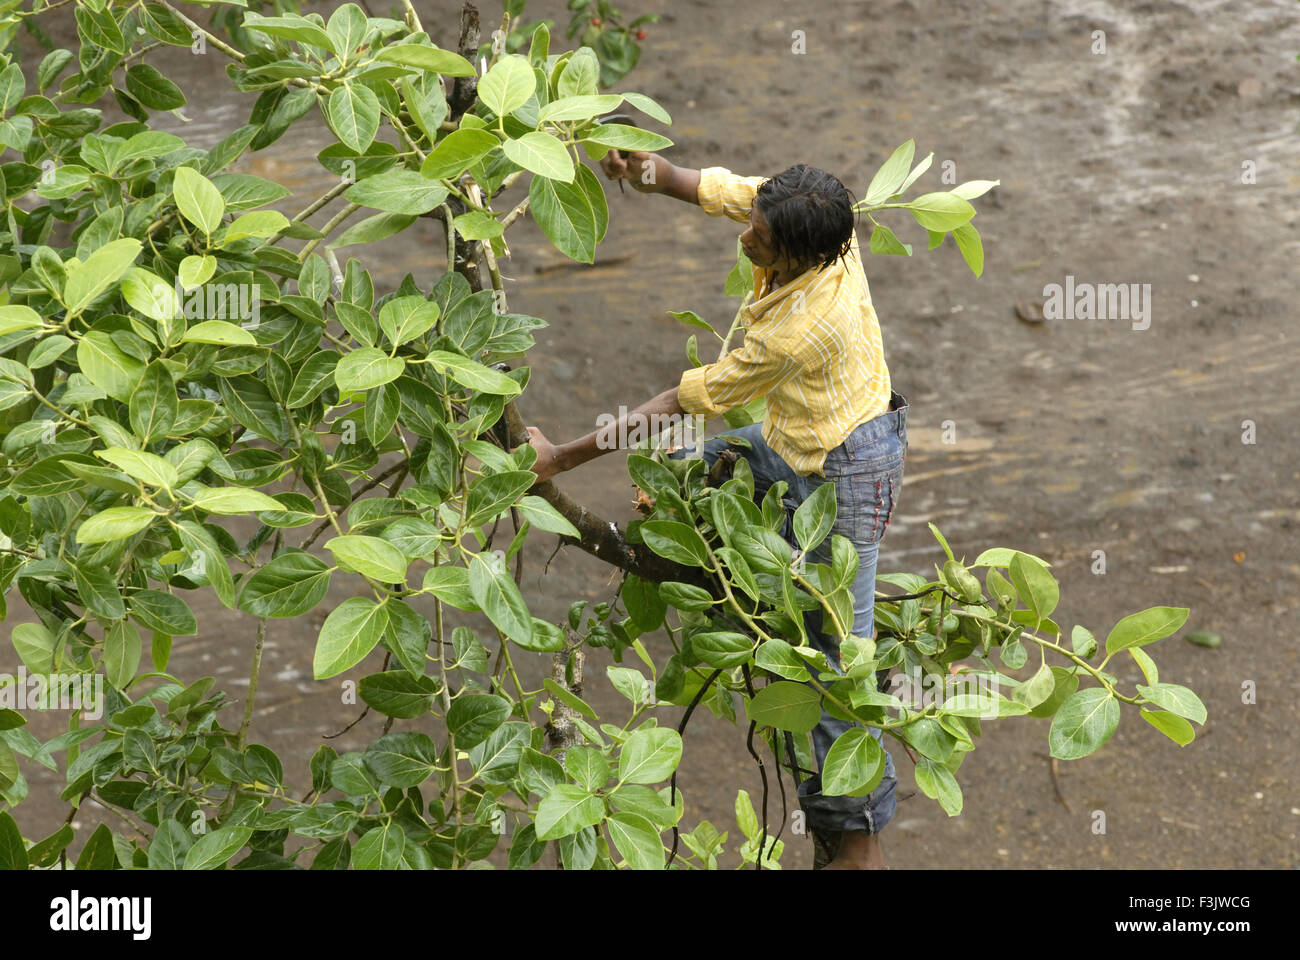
[616, 457, 1208, 820]
[851, 139, 999, 278]
[488, 0, 659, 90]
[0, 0, 727, 870]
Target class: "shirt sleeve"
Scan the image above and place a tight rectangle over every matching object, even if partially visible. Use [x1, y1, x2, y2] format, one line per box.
[698, 166, 768, 224]
[677, 329, 791, 417]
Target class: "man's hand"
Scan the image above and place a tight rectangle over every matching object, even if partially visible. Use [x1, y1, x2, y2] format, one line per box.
[600, 149, 659, 194]
[519, 426, 565, 485]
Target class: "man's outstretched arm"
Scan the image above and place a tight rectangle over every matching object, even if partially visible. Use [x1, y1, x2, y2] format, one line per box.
[600, 150, 701, 204]
[524, 386, 686, 483]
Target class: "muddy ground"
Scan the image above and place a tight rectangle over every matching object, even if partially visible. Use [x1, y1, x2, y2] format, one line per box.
[8, 0, 1300, 869]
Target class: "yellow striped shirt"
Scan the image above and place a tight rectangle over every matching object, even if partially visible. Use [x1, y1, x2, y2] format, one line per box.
[677, 166, 893, 476]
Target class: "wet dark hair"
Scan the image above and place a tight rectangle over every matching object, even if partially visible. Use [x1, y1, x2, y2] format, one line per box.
[754, 164, 858, 273]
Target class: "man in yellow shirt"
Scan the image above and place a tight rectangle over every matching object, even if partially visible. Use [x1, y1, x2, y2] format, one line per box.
[524, 149, 908, 870]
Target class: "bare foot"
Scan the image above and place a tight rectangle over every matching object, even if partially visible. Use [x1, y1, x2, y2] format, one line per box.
[824, 831, 886, 870]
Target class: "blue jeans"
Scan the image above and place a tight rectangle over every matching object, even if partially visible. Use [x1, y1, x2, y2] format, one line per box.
[672, 393, 908, 834]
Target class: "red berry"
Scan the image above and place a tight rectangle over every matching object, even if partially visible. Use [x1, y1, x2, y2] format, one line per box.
[591, 17, 601, 26]
[636, 29, 647, 39]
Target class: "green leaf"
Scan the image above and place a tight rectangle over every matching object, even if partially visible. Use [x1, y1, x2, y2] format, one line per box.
[121, 267, 179, 322]
[74, 563, 126, 620]
[333, 212, 418, 248]
[73, 332, 143, 402]
[606, 812, 665, 870]
[180, 320, 257, 345]
[363, 732, 439, 788]
[328, 84, 380, 152]
[502, 131, 575, 181]
[335, 347, 404, 393]
[477, 55, 536, 117]
[620, 91, 671, 123]
[189, 486, 285, 515]
[1136, 683, 1207, 725]
[516, 495, 580, 538]
[469, 722, 530, 784]
[863, 139, 915, 205]
[1104, 606, 1190, 656]
[1071, 624, 1098, 659]
[175, 519, 236, 609]
[374, 45, 476, 77]
[542, 677, 599, 720]
[538, 93, 623, 123]
[96, 447, 178, 488]
[584, 123, 673, 152]
[1048, 688, 1120, 760]
[64, 238, 142, 317]
[869, 223, 912, 256]
[951, 179, 1000, 200]
[0, 742, 18, 794]
[746, 682, 821, 733]
[242, 13, 336, 51]
[426, 350, 521, 396]
[325, 534, 409, 583]
[353, 822, 405, 869]
[173, 167, 225, 235]
[239, 551, 332, 619]
[1011, 661, 1056, 709]
[668, 309, 714, 333]
[125, 63, 186, 110]
[129, 590, 197, 635]
[76, 506, 155, 544]
[346, 169, 448, 215]
[528, 171, 599, 262]
[640, 520, 710, 567]
[618, 727, 683, 784]
[0, 812, 27, 870]
[103, 621, 142, 691]
[184, 826, 253, 870]
[1140, 708, 1195, 747]
[535, 784, 604, 841]
[12, 623, 56, 674]
[419, 128, 499, 180]
[952, 222, 984, 278]
[26, 824, 74, 868]
[907, 192, 976, 232]
[468, 552, 533, 648]
[792, 480, 836, 552]
[1009, 551, 1058, 623]
[0, 305, 45, 336]
[326, 3, 368, 64]
[565, 745, 611, 791]
[821, 728, 886, 797]
[691, 630, 755, 668]
[313, 597, 390, 679]
[74, 824, 117, 870]
[287, 351, 341, 408]
[128, 362, 178, 444]
[451, 210, 503, 240]
[220, 210, 290, 245]
[466, 470, 536, 527]
[558, 47, 599, 97]
[754, 639, 811, 682]
[178, 254, 216, 290]
[914, 757, 963, 816]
